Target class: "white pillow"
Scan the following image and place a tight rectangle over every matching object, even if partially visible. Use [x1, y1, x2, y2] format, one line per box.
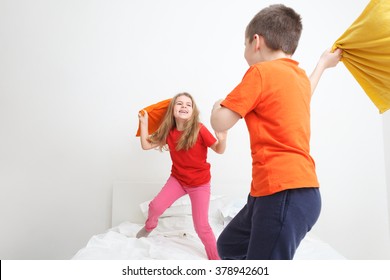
[154, 212, 226, 236]
[139, 194, 227, 219]
[156, 215, 195, 233]
[219, 197, 246, 226]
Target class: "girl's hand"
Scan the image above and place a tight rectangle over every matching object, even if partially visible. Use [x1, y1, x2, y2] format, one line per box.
[215, 130, 227, 142]
[138, 110, 148, 125]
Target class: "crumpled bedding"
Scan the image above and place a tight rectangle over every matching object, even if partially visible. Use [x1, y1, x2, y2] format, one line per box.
[72, 207, 346, 260]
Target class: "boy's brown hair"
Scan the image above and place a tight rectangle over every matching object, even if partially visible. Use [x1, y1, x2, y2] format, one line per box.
[245, 4, 302, 55]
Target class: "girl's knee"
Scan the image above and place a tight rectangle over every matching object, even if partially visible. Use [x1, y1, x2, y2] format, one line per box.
[194, 223, 212, 236]
[148, 200, 165, 216]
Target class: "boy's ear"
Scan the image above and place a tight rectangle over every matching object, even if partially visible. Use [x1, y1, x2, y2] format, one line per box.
[253, 34, 263, 51]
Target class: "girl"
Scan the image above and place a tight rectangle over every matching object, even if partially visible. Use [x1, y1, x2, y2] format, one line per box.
[137, 92, 227, 260]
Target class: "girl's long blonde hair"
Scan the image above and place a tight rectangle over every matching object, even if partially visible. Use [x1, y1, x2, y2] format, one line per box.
[149, 92, 200, 151]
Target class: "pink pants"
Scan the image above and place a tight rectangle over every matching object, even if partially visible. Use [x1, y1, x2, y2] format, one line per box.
[145, 176, 220, 260]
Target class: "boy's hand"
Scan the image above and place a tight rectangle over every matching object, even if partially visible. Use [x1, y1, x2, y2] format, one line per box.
[319, 48, 343, 69]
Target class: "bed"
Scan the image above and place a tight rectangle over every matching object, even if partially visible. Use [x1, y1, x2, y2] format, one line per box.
[72, 182, 346, 260]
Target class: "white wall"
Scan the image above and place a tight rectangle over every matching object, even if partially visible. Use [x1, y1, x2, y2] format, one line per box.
[0, 0, 389, 259]
[384, 113, 390, 235]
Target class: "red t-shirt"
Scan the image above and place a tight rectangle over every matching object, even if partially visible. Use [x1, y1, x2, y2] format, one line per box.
[222, 58, 319, 196]
[167, 124, 217, 187]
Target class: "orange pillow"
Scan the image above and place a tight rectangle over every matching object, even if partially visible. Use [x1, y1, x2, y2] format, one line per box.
[135, 98, 172, 137]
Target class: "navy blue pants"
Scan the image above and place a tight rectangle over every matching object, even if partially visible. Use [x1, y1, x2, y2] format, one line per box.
[217, 187, 321, 260]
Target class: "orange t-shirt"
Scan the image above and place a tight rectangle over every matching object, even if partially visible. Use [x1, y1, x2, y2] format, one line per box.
[221, 58, 319, 197]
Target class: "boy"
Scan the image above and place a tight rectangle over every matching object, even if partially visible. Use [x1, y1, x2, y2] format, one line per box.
[210, 4, 341, 259]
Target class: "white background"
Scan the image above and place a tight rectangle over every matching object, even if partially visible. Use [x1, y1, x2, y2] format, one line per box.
[0, 0, 389, 259]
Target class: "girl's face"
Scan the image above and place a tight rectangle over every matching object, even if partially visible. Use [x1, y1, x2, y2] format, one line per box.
[173, 95, 193, 122]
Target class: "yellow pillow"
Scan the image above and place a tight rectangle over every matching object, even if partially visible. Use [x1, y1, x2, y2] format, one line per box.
[332, 0, 390, 113]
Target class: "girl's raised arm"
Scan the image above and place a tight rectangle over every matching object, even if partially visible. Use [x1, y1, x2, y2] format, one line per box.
[138, 110, 159, 150]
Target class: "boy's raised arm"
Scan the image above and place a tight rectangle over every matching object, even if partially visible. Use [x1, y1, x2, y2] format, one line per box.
[210, 99, 241, 132]
[310, 48, 343, 95]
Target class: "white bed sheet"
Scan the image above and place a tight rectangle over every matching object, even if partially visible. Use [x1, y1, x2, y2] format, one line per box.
[72, 221, 345, 260]
[72, 195, 346, 260]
